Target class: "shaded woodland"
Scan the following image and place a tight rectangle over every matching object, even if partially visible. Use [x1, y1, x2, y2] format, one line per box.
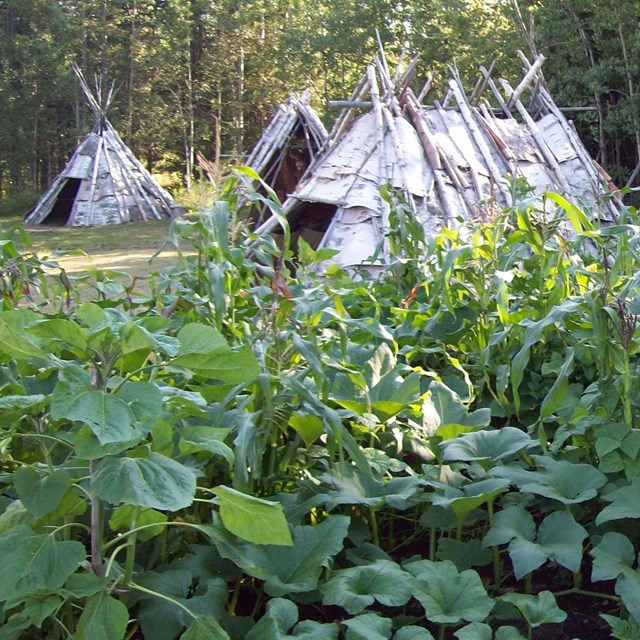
[2, 0, 640, 198]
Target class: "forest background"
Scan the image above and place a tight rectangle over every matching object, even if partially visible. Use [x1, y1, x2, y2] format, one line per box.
[2, 0, 640, 204]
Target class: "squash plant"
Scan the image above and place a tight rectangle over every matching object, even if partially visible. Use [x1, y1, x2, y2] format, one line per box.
[2, 183, 640, 638]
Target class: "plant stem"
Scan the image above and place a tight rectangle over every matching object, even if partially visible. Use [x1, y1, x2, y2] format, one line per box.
[487, 499, 502, 586]
[130, 583, 197, 620]
[89, 459, 104, 578]
[228, 575, 242, 615]
[553, 587, 621, 602]
[623, 348, 633, 428]
[369, 507, 380, 547]
[438, 624, 446, 640]
[524, 571, 532, 594]
[122, 506, 141, 590]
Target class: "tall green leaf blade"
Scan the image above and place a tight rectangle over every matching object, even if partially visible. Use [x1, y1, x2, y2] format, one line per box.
[510, 299, 581, 412]
[539, 348, 574, 419]
[93, 453, 196, 511]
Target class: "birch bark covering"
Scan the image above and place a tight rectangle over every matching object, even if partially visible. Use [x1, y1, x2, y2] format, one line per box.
[24, 65, 175, 226]
[254, 51, 620, 270]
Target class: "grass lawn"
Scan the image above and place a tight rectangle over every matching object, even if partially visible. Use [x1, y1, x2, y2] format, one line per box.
[2, 215, 188, 279]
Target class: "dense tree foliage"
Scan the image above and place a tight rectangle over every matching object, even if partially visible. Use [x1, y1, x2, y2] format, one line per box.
[1, 0, 640, 198]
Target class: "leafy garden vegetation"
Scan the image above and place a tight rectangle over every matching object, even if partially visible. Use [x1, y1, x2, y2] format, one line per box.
[2, 180, 640, 638]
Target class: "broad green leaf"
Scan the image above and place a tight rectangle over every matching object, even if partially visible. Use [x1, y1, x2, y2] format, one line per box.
[285, 620, 339, 639]
[116, 380, 163, 423]
[177, 324, 229, 354]
[0, 526, 85, 603]
[33, 487, 87, 527]
[73, 424, 141, 459]
[405, 559, 494, 624]
[198, 514, 347, 591]
[591, 532, 636, 582]
[0, 394, 46, 412]
[616, 572, 640, 624]
[440, 427, 533, 463]
[343, 613, 393, 640]
[92, 453, 196, 511]
[436, 538, 491, 571]
[429, 478, 509, 519]
[484, 506, 587, 579]
[244, 596, 339, 640]
[483, 505, 535, 548]
[173, 346, 261, 383]
[507, 511, 587, 578]
[136, 570, 227, 640]
[56, 389, 136, 445]
[181, 616, 230, 640]
[320, 466, 424, 511]
[394, 627, 435, 640]
[14, 467, 71, 517]
[321, 559, 412, 614]
[76, 592, 129, 640]
[454, 622, 492, 640]
[213, 485, 293, 545]
[590, 533, 640, 622]
[120, 322, 155, 355]
[491, 455, 607, 504]
[24, 594, 62, 627]
[596, 478, 640, 526]
[0, 312, 45, 359]
[0, 611, 32, 640]
[423, 381, 490, 432]
[500, 591, 566, 628]
[27, 319, 88, 352]
[62, 572, 106, 599]
[289, 413, 324, 447]
[49, 364, 91, 418]
[179, 425, 234, 465]
[601, 614, 640, 640]
[109, 505, 168, 541]
[495, 628, 527, 640]
[246, 597, 298, 640]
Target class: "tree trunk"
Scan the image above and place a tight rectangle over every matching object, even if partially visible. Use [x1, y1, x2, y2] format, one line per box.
[125, 0, 137, 145]
[566, 1, 607, 164]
